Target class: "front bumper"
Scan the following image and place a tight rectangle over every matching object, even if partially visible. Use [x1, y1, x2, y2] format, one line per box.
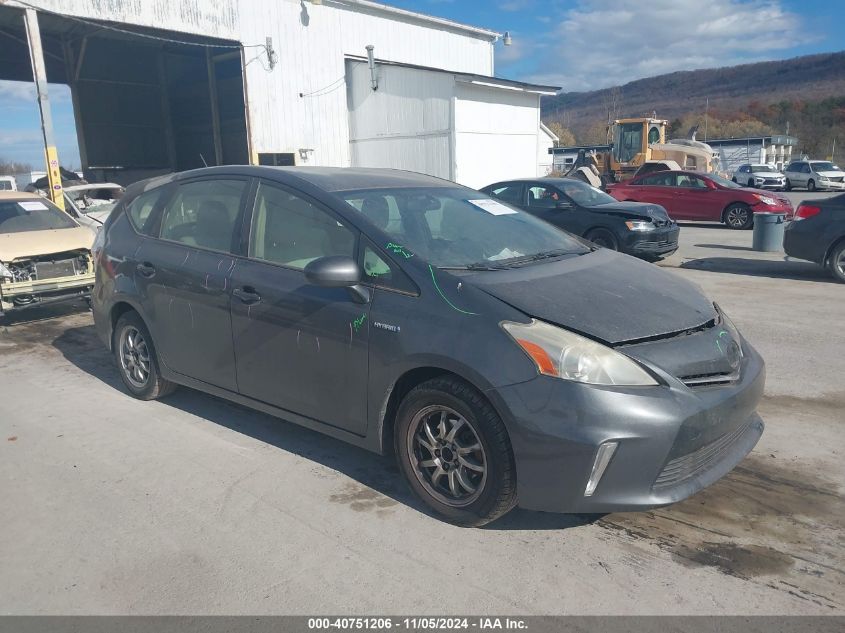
[492, 339, 765, 513]
[0, 272, 95, 313]
[818, 180, 845, 190]
[624, 225, 680, 257]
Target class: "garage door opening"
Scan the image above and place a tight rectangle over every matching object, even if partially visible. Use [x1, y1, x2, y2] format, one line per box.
[0, 6, 251, 186]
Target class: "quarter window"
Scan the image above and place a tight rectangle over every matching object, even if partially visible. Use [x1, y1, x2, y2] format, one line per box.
[127, 188, 164, 235]
[159, 179, 246, 252]
[250, 182, 356, 269]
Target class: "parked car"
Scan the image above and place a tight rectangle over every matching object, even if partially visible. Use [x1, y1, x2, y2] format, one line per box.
[784, 160, 845, 192]
[93, 166, 765, 526]
[481, 177, 679, 260]
[0, 176, 18, 191]
[0, 191, 96, 315]
[632, 160, 682, 180]
[731, 164, 785, 190]
[783, 194, 845, 282]
[606, 170, 793, 229]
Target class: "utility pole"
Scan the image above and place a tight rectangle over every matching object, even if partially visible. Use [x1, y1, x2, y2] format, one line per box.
[23, 7, 65, 210]
[704, 97, 709, 142]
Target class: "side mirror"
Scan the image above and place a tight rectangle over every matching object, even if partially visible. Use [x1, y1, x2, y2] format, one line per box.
[304, 256, 360, 288]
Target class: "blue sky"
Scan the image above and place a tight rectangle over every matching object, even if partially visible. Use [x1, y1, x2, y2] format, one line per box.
[2, 0, 843, 170]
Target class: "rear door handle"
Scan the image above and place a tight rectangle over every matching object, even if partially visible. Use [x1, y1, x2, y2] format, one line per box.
[233, 286, 261, 305]
[136, 262, 156, 278]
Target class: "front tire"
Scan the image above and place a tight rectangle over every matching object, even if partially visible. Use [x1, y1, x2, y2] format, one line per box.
[585, 228, 619, 250]
[808, 179, 816, 192]
[394, 377, 516, 527]
[113, 311, 176, 400]
[747, 178, 756, 188]
[724, 203, 753, 230]
[785, 179, 792, 191]
[828, 241, 845, 283]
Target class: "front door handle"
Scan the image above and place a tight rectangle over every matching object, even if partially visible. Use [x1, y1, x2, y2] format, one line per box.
[233, 286, 261, 305]
[136, 262, 156, 278]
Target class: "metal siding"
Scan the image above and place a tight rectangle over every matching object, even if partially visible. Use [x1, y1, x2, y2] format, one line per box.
[453, 84, 540, 188]
[346, 61, 453, 180]
[33, 0, 495, 169]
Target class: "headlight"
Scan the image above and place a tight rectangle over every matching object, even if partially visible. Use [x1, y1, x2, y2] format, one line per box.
[625, 220, 654, 231]
[819, 175, 829, 181]
[501, 319, 658, 386]
[0, 262, 12, 282]
[754, 194, 777, 206]
[714, 304, 744, 365]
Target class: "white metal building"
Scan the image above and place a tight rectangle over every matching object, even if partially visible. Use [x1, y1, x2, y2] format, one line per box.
[1, 0, 559, 189]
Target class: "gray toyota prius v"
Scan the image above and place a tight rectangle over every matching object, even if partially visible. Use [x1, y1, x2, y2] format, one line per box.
[92, 166, 765, 526]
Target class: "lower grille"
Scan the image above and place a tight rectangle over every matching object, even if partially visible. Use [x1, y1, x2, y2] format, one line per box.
[654, 420, 750, 488]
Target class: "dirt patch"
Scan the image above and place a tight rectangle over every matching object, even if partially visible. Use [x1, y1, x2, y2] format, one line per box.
[673, 542, 794, 578]
[329, 482, 399, 513]
[599, 455, 844, 609]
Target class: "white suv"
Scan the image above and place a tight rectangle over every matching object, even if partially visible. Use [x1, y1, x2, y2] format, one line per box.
[784, 160, 845, 191]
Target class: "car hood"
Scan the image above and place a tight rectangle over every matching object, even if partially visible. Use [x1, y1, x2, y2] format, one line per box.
[817, 170, 845, 177]
[468, 249, 717, 345]
[750, 171, 784, 178]
[0, 226, 94, 261]
[588, 201, 671, 221]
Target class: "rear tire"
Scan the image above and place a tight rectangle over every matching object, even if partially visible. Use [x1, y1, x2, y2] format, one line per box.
[394, 377, 517, 527]
[724, 203, 753, 230]
[807, 179, 816, 192]
[828, 241, 845, 283]
[585, 228, 619, 250]
[113, 311, 176, 400]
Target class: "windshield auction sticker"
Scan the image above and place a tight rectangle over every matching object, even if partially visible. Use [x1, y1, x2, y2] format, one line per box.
[467, 198, 518, 215]
[18, 201, 49, 211]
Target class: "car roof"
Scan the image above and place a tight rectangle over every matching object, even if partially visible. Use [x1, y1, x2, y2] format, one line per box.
[153, 165, 458, 193]
[0, 191, 42, 200]
[487, 177, 581, 185]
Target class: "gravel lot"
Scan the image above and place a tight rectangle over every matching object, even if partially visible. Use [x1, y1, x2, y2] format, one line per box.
[1, 197, 843, 615]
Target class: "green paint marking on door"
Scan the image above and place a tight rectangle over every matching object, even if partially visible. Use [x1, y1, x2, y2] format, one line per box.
[352, 314, 367, 332]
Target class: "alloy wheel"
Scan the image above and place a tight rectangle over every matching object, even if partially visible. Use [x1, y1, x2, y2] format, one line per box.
[726, 206, 749, 228]
[408, 405, 487, 507]
[119, 326, 151, 389]
[836, 250, 845, 278]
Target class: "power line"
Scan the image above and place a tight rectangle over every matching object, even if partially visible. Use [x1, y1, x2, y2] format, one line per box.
[10, 0, 266, 50]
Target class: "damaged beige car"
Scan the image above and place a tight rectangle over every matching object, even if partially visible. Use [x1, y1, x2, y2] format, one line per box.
[0, 192, 96, 315]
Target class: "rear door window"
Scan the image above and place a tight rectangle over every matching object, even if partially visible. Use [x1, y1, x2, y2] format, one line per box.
[488, 184, 524, 206]
[159, 179, 247, 253]
[639, 173, 675, 186]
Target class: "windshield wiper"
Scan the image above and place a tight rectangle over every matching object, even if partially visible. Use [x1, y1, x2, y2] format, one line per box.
[496, 249, 584, 267]
[438, 262, 511, 271]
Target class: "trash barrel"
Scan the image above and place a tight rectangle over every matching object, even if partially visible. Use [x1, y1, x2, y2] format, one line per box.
[752, 212, 787, 252]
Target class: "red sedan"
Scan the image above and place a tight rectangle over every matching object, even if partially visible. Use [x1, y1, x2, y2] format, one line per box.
[606, 170, 793, 229]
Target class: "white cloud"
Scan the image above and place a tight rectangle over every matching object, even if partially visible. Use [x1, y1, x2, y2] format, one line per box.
[505, 0, 809, 92]
[0, 80, 72, 103]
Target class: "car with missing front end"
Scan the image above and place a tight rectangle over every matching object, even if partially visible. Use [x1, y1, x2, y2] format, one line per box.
[92, 166, 765, 526]
[481, 177, 678, 260]
[0, 191, 96, 316]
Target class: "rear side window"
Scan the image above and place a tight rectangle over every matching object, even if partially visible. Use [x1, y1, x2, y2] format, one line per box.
[159, 179, 247, 253]
[127, 188, 164, 235]
[249, 182, 356, 269]
[489, 184, 523, 205]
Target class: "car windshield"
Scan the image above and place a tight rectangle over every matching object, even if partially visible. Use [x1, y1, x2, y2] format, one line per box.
[811, 162, 840, 171]
[0, 198, 78, 233]
[555, 179, 618, 206]
[340, 187, 591, 269]
[751, 165, 775, 173]
[708, 173, 742, 189]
